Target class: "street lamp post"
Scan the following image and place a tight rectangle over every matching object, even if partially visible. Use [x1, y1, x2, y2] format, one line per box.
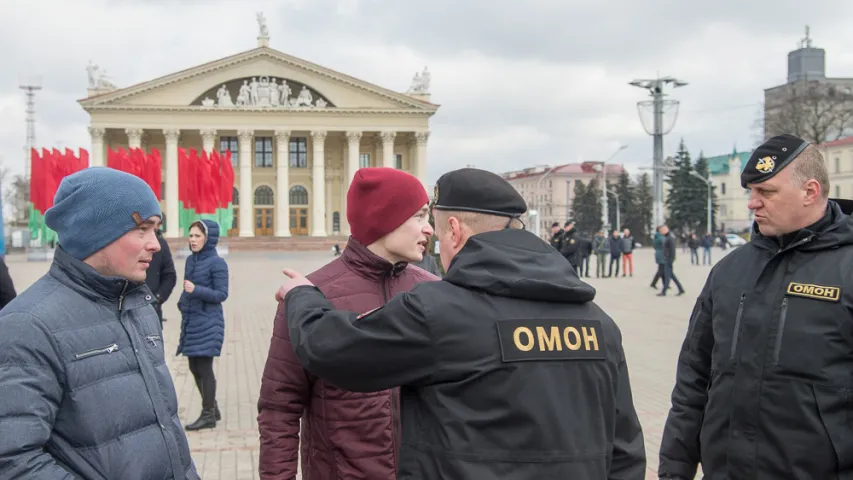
[690, 170, 713, 235]
[629, 76, 687, 227]
[599, 145, 627, 231]
[606, 188, 620, 232]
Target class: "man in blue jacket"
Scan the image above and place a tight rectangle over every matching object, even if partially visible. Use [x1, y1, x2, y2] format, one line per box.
[0, 168, 198, 479]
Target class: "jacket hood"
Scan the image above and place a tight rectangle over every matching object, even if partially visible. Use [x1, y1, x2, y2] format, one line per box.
[750, 200, 853, 253]
[443, 228, 596, 303]
[196, 219, 220, 254]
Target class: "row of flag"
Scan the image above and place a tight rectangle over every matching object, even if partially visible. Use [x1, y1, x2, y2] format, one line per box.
[28, 148, 89, 244]
[178, 148, 235, 234]
[28, 146, 235, 245]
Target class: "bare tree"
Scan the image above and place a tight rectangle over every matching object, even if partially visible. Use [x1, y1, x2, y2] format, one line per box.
[4, 175, 29, 224]
[764, 80, 853, 144]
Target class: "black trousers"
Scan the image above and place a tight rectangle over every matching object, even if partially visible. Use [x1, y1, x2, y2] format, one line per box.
[188, 356, 216, 410]
[609, 255, 621, 277]
[651, 264, 664, 287]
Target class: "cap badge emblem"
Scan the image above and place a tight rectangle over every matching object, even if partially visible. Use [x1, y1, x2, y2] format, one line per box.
[755, 156, 775, 173]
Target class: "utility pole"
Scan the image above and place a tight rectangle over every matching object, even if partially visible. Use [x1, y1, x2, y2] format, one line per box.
[20, 79, 42, 186]
[630, 76, 687, 227]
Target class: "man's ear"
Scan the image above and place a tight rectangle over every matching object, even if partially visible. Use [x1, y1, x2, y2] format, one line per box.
[803, 179, 822, 205]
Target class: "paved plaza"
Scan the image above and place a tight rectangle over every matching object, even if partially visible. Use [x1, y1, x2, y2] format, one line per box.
[6, 245, 732, 479]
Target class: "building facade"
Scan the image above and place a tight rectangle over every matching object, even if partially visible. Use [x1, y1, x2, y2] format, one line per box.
[79, 35, 438, 239]
[819, 136, 853, 200]
[707, 150, 753, 232]
[502, 163, 626, 236]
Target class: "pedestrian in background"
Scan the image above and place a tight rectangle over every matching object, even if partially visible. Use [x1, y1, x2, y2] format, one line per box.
[607, 229, 622, 277]
[593, 230, 609, 278]
[177, 219, 229, 431]
[145, 214, 177, 327]
[620, 228, 634, 277]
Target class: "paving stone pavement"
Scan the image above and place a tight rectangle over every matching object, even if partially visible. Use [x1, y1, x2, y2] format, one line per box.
[6, 245, 732, 479]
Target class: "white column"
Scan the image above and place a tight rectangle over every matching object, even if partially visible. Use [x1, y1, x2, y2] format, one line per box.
[274, 130, 291, 237]
[344, 131, 362, 236]
[88, 127, 105, 167]
[238, 130, 254, 237]
[163, 129, 181, 238]
[200, 129, 217, 154]
[125, 128, 143, 150]
[381, 131, 396, 168]
[311, 130, 327, 237]
[415, 131, 430, 193]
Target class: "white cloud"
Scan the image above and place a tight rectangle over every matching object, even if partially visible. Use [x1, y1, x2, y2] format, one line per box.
[2, 0, 853, 192]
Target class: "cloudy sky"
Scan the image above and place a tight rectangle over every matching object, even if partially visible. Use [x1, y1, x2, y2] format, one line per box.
[2, 0, 853, 186]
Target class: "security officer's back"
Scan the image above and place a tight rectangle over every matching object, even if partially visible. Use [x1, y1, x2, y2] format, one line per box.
[283, 168, 646, 479]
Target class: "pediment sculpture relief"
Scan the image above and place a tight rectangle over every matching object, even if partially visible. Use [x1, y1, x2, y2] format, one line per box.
[198, 76, 333, 109]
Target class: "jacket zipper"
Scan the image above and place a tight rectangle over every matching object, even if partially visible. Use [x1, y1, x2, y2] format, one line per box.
[773, 298, 789, 365]
[118, 281, 128, 312]
[75, 343, 119, 360]
[729, 293, 746, 360]
[146, 335, 162, 347]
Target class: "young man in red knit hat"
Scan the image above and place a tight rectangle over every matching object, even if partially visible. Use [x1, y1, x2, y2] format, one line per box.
[258, 167, 438, 480]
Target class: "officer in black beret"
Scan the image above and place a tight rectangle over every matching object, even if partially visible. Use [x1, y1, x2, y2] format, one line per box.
[548, 221, 564, 252]
[276, 167, 646, 479]
[660, 134, 853, 479]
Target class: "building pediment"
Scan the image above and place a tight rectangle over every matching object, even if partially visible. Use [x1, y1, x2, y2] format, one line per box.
[79, 47, 437, 114]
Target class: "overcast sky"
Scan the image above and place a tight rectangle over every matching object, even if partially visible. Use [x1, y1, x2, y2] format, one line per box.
[3, 0, 853, 186]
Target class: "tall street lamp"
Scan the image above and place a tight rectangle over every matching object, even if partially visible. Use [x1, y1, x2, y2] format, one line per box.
[689, 170, 714, 235]
[606, 188, 620, 232]
[630, 76, 687, 227]
[597, 144, 627, 231]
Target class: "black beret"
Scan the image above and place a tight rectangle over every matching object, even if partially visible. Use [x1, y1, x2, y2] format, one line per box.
[741, 134, 810, 188]
[564, 219, 575, 227]
[551, 222, 561, 228]
[432, 168, 527, 218]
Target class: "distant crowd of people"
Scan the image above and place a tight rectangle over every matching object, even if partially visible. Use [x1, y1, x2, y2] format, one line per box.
[549, 221, 635, 278]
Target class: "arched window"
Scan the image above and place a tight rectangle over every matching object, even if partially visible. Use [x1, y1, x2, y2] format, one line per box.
[232, 187, 239, 206]
[332, 212, 340, 233]
[254, 185, 274, 205]
[290, 186, 309, 205]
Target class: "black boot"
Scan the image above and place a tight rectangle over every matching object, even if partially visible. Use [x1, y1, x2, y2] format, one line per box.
[185, 409, 217, 431]
[215, 401, 221, 421]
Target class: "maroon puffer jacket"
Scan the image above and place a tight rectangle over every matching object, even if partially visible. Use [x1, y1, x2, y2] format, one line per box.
[258, 238, 438, 480]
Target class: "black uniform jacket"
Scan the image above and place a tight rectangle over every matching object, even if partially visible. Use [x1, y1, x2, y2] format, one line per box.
[561, 229, 580, 264]
[285, 228, 646, 480]
[659, 201, 853, 479]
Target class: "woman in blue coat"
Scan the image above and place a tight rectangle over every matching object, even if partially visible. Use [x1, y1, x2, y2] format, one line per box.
[178, 219, 229, 431]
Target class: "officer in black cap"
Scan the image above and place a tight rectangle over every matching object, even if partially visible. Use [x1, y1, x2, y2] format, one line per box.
[276, 167, 646, 479]
[659, 134, 853, 479]
[548, 221, 564, 251]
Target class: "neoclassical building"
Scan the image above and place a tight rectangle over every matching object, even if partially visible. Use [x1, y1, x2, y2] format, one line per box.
[79, 33, 438, 239]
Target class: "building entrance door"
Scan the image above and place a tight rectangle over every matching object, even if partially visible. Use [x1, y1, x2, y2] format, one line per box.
[254, 208, 273, 236]
[289, 208, 309, 236]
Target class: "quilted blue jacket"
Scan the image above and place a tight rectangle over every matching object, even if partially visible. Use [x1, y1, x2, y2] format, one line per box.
[177, 219, 229, 357]
[0, 246, 199, 479]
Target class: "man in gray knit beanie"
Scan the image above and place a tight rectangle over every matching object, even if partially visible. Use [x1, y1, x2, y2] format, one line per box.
[0, 167, 200, 479]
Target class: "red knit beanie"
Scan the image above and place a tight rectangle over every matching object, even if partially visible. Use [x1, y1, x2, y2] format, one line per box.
[347, 168, 429, 246]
